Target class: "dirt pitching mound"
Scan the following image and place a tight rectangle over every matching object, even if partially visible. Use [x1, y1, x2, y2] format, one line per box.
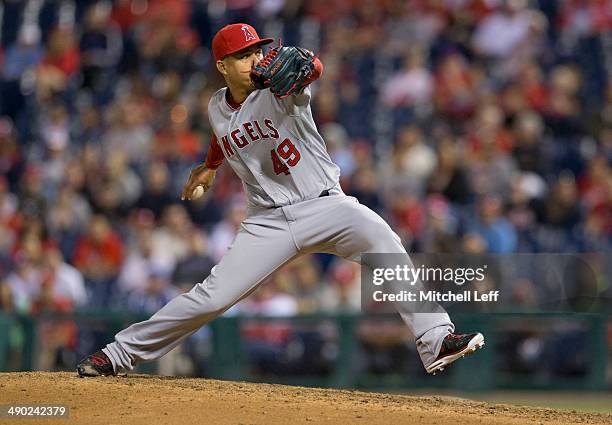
[0, 372, 610, 425]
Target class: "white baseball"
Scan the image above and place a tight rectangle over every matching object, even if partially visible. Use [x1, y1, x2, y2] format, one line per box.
[191, 185, 205, 199]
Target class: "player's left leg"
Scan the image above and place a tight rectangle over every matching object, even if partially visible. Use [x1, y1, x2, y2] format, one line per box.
[77, 207, 301, 376]
[283, 193, 484, 373]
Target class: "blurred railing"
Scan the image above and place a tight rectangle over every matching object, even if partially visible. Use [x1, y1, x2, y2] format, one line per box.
[0, 311, 608, 391]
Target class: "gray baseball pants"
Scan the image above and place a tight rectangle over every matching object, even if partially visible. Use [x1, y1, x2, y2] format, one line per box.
[103, 192, 454, 372]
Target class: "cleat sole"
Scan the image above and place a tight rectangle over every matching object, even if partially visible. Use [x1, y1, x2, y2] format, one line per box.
[426, 333, 485, 375]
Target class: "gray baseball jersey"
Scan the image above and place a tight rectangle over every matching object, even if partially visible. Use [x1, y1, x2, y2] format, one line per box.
[102, 85, 457, 374]
[207, 86, 340, 209]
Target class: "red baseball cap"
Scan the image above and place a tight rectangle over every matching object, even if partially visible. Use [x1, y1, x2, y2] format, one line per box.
[212, 23, 273, 61]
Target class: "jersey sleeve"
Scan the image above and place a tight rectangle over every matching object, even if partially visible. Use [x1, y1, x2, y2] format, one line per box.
[279, 57, 324, 112]
[204, 134, 224, 170]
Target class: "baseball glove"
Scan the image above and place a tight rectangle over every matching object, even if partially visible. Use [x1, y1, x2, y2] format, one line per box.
[250, 46, 316, 98]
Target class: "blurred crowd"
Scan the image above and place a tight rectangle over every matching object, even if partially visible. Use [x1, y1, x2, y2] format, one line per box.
[0, 0, 611, 372]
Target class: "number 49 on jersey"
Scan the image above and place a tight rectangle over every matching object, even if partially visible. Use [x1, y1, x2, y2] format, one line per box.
[271, 138, 301, 175]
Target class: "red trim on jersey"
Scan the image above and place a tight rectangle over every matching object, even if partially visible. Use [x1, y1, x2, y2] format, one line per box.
[225, 89, 243, 110]
[205, 134, 225, 169]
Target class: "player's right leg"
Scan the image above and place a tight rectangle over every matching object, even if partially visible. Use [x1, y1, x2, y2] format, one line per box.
[77, 208, 299, 376]
[283, 194, 484, 375]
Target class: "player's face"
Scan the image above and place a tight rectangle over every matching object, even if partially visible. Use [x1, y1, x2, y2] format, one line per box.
[220, 46, 264, 90]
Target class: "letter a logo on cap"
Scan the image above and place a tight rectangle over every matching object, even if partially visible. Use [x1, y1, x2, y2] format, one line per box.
[212, 23, 273, 61]
[241, 25, 256, 42]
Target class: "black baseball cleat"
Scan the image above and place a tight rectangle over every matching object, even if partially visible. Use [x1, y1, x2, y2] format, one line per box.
[426, 332, 485, 375]
[76, 350, 116, 377]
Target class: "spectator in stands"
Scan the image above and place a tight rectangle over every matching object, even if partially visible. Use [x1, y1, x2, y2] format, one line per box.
[348, 166, 383, 213]
[427, 136, 473, 205]
[505, 173, 546, 251]
[118, 226, 173, 295]
[150, 204, 193, 270]
[37, 246, 87, 310]
[0, 222, 16, 280]
[469, 132, 518, 197]
[421, 195, 460, 253]
[474, 0, 548, 79]
[384, 125, 437, 194]
[0, 175, 18, 228]
[1, 24, 43, 80]
[434, 53, 477, 120]
[171, 230, 215, 290]
[544, 65, 584, 140]
[104, 97, 154, 166]
[517, 62, 549, 112]
[46, 186, 92, 261]
[466, 195, 518, 253]
[36, 28, 80, 101]
[73, 214, 123, 307]
[153, 104, 203, 162]
[18, 165, 47, 222]
[318, 259, 361, 312]
[580, 156, 611, 240]
[467, 103, 513, 159]
[512, 110, 548, 174]
[79, 2, 122, 99]
[241, 277, 299, 317]
[3, 254, 41, 313]
[0, 25, 43, 119]
[288, 256, 324, 314]
[125, 267, 181, 313]
[62, 158, 88, 194]
[209, 200, 246, 262]
[381, 47, 434, 109]
[473, 0, 533, 58]
[74, 103, 104, 147]
[136, 162, 175, 220]
[388, 190, 425, 248]
[106, 150, 143, 208]
[320, 123, 356, 181]
[0, 118, 24, 191]
[40, 104, 72, 197]
[533, 173, 582, 231]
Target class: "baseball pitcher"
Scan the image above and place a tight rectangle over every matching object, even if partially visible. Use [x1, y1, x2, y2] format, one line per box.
[77, 23, 484, 378]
